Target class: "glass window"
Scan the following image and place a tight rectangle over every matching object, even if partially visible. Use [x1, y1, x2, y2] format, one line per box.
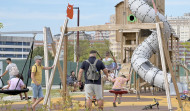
[23, 55, 28, 58]
[16, 54, 22, 58]
[18, 42, 22, 45]
[4, 48, 15, 51]
[5, 42, 16, 45]
[23, 42, 30, 46]
[23, 48, 30, 52]
[15, 48, 22, 52]
[4, 54, 15, 58]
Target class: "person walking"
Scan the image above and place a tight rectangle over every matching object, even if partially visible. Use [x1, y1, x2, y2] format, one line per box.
[78, 50, 108, 111]
[0, 58, 19, 80]
[31, 55, 54, 111]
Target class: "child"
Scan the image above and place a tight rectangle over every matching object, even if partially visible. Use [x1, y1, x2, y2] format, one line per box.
[2, 74, 29, 100]
[110, 75, 129, 107]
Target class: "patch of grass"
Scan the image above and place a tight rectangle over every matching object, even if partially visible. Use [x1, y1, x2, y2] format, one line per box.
[104, 84, 112, 90]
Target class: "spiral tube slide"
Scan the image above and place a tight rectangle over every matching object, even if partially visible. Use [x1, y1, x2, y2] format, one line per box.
[129, 0, 172, 89]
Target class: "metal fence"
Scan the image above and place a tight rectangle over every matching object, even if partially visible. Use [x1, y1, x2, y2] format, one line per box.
[0, 60, 82, 86]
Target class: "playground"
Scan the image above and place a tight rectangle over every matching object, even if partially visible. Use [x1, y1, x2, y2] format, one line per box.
[0, 0, 190, 111]
[0, 90, 182, 111]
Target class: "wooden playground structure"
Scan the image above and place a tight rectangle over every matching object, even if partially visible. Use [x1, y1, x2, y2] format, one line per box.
[41, 0, 188, 111]
[1, 0, 190, 111]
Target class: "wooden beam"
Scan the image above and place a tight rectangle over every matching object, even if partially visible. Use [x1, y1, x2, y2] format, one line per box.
[178, 62, 190, 88]
[160, 24, 183, 110]
[47, 27, 64, 86]
[63, 31, 68, 101]
[0, 31, 43, 34]
[66, 23, 162, 32]
[156, 23, 172, 110]
[178, 63, 190, 74]
[134, 72, 136, 90]
[135, 32, 140, 100]
[43, 18, 68, 105]
[43, 27, 51, 109]
[136, 75, 140, 100]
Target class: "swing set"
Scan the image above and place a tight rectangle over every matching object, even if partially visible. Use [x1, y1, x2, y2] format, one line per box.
[0, 32, 37, 95]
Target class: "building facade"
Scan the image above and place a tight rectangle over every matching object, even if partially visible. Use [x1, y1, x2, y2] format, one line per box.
[168, 13, 190, 41]
[109, 14, 121, 61]
[178, 41, 190, 64]
[0, 36, 33, 59]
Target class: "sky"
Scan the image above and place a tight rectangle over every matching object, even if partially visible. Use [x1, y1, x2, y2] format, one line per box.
[0, 0, 190, 40]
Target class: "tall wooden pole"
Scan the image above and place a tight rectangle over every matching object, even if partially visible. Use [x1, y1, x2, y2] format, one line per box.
[47, 28, 64, 86]
[43, 18, 68, 105]
[43, 27, 51, 108]
[135, 32, 140, 100]
[158, 23, 183, 110]
[63, 32, 68, 99]
[156, 23, 172, 110]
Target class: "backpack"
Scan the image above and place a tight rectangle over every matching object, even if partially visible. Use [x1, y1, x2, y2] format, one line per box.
[85, 59, 100, 81]
[10, 65, 19, 76]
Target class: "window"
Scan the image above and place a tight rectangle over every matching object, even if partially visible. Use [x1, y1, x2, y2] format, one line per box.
[4, 48, 15, 51]
[23, 48, 30, 52]
[4, 54, 15, 58]
[18, 42, 22, 45]
[16, 54, 22, 58]
[23, 42, 30, 46]
[5, 42, 16, 45]
[23, 55, 28, 58]
[0, 41, 31, 46]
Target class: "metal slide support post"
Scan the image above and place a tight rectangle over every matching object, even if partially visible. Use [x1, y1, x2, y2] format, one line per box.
[73, 7, 80, 77]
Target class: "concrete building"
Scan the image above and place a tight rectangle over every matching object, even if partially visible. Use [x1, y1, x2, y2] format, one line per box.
[168, 13, 190, 41]
[0, 36, 33, 59]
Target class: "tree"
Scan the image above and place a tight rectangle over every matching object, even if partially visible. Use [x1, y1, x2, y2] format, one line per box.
[67, 40, 111, 62]
[0, 23, 3, 29]
[32, 46, 54, 60]
[180, 42, 190, 63]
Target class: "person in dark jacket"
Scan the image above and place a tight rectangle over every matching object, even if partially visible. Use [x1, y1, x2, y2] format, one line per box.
[78, 50, 109, 111]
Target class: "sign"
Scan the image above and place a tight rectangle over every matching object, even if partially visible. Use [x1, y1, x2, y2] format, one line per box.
[67, 4, 74, 19]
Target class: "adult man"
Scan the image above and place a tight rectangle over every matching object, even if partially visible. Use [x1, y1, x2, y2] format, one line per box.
[31, 55, 54, 111]
[0, 58, 19, 80]
[102, 51, 116, 71]
[78, 50, 108, 111]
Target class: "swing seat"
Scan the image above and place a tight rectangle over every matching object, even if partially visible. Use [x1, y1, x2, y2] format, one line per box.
[0, 88, 29, 95]
[109, 90, 128, 94]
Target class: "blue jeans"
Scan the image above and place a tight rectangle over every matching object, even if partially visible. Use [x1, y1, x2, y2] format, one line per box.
[31, 83, 43, 99]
